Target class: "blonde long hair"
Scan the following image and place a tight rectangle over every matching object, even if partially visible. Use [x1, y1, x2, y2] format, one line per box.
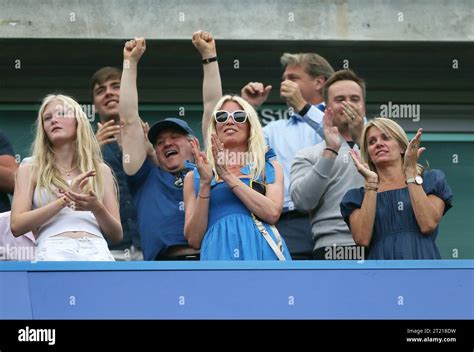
[206, 95, 267, 182]
[360, 117, 424, 176]
[31, 94, 105, 201]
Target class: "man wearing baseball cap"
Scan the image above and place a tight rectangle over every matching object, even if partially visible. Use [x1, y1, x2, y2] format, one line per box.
[119, 37, 199, 260]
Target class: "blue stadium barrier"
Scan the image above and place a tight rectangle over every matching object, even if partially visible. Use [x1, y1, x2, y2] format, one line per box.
[1, 260, 472, 319]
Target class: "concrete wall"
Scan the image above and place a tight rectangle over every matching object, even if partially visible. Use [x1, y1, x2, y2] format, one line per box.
[1, 0, 473, 41]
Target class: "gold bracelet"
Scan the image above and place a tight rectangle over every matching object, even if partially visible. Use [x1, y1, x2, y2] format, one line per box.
[198, 193, 210, 199]
[57, 197, 68, 207]
[364, 186, 378, 192]
[230, 184, 239, 190]
[365, 185, 379, 190]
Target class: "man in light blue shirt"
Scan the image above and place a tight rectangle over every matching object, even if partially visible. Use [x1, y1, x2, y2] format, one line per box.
[241, 53, 335, 259]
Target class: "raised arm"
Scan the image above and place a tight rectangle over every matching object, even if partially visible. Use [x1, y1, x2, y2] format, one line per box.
[290, 110, 341, 212]
[404, 129, 445, 234]
[119, 37, 147, 175]
[407, 183, 445, 234]
[183, 139, 212, 249]
[281, 80, 328, 138]
[81, 164, 123, 243]
[347, 150, 378, 247]
[290, 152, 331, 213]
[192, 30, 222, 140]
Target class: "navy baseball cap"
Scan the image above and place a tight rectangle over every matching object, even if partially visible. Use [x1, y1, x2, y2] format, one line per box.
[148, 118, 196, 144]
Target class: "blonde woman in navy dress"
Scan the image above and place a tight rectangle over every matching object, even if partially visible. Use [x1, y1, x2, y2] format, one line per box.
[341, 118, 453, 259]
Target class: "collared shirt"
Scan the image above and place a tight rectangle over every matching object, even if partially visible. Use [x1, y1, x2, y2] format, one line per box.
[263, 104, 326, 211]
[102, 142, 141, 251]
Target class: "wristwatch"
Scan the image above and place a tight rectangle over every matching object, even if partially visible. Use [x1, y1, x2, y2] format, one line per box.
[406, 176, 423, 185]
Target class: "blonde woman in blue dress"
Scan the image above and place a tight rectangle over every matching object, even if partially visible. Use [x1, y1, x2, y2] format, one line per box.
[183, 94, 291, 261]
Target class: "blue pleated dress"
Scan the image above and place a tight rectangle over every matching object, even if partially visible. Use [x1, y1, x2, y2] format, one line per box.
[191, 149, 292, 261]
[340, 169, 453, 259]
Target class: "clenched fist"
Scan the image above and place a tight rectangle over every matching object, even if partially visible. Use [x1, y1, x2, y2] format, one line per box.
[280, 80, 306, 112]
[123, 37, 146, 63]
[192, 30, 216, 59]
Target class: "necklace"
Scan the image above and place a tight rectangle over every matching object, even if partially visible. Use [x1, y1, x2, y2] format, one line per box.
[57, 164, 78, 177]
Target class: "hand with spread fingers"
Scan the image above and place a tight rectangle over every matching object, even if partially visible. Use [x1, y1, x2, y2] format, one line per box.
[190, 138, 213, 185]
[342, 101, 364, 146]
[58, 170, 97, 209]
[96, 120, 121, 147]
[404, 128, 426, 177]
[211, 133, 230, 180]
[140, 118, 157, 162]
[67, 170, 96, 194]
[349, 149, 378, 183]
[64, 189, 103, 213]
[341, 100, 361, 122]
[323, 107, 342, 151]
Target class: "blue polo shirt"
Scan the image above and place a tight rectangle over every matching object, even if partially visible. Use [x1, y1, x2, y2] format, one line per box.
[127, 159, 189, 260]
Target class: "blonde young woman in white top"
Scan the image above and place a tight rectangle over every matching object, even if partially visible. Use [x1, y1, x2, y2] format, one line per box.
[11, 94, 122, 261]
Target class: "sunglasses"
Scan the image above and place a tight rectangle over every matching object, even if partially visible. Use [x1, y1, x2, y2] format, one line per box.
[214, 110, 248, 124]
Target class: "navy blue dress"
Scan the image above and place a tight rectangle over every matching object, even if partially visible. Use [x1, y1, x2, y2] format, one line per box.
[340, 169, 453, 259]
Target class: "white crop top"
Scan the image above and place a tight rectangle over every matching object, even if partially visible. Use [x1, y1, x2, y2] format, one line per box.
[33, 184, 104, 244]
